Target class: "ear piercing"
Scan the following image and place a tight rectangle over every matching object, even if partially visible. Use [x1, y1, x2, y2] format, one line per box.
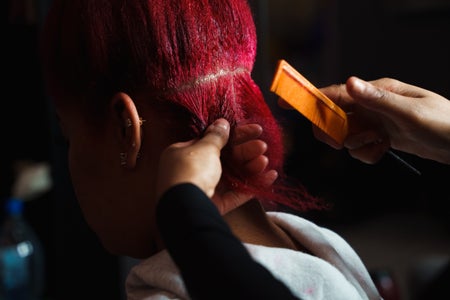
[121, 117, 146, 167]
[119, 152, 142, 167]
[120, 152, 127, 166]
[126, 117, 146, 127]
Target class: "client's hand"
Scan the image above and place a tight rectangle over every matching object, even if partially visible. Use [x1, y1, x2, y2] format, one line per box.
[156, 118, 277, 214]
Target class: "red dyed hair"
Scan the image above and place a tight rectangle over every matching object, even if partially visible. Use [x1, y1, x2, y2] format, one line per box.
[40, 0, 326, 212]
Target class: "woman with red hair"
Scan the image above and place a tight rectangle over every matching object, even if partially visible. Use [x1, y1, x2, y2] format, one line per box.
[40, 0, 381, 299]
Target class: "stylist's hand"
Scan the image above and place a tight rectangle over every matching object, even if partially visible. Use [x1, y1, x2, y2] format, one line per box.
[156, 118, 277, 214]
[314, 77, 450, 165]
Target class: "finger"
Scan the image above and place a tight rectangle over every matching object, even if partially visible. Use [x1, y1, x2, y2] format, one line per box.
[366, 77, 429, 98]
[319, 83, 355, 111]
[232, 140, 267, 163]
[312, 125, 343, 149]
[243, 155, 269, 174]
[344, 130, 388, 150]
[346, 77, 414, 118]
[233, 123, 263, 145]
[348, 142, 390, 164]
[259, 169, 278, 186]
[199, 118, 231, 151]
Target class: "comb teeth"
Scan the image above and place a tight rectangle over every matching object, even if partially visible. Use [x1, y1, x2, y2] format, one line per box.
[270, 59, 348, 145]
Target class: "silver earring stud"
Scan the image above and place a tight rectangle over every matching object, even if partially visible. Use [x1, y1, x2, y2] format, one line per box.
[120, 152, 127, 166]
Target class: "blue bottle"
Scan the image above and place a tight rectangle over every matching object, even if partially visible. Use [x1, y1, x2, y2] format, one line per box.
[0, 198, 44, 300]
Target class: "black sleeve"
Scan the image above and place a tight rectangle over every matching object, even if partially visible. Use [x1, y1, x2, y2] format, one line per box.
[156, 183, 301, 300]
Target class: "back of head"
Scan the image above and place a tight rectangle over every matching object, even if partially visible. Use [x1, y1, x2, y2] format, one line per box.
[40, 0, 325, 212]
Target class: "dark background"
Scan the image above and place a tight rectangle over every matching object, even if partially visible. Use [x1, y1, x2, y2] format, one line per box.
[1, 0, 449, 299]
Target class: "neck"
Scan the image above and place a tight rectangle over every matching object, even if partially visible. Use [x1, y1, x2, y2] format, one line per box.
[223, 199, 299, 250]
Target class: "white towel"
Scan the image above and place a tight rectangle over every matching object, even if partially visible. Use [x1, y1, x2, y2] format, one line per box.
[126, 212, 382, 300]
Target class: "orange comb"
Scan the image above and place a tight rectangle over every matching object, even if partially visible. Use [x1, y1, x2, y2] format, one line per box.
[270, 59, 348, 145]
[270, 60, 421, 175]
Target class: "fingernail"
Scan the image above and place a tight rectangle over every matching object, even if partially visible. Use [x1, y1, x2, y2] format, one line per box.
[213, 119, 228, 130]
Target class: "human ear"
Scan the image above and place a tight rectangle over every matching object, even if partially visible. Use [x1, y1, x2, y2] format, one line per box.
[111, 92, 143, 169]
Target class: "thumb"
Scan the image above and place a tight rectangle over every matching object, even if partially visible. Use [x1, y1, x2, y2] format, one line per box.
[200, 118, 231, 151]
[346, 76, 404, 118]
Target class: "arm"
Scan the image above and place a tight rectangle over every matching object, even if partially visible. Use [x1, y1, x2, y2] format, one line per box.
[155, 119, 299, 300]
[157, 183, 299, 300]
